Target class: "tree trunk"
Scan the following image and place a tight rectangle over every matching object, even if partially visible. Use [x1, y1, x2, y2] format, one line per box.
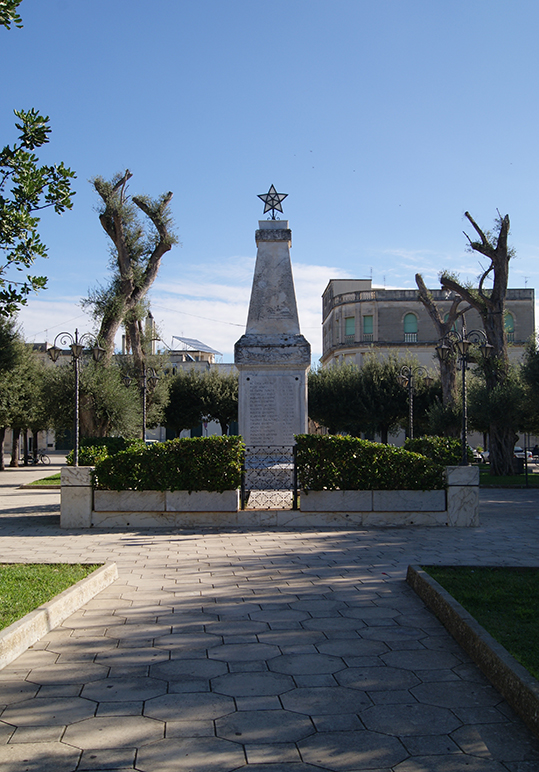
[0, 427, 5, 471]
[489, 425, 517, 476]
[10, 427, 20, 467]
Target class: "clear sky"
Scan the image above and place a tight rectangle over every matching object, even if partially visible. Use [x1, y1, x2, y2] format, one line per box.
[3, 0, 539, 362]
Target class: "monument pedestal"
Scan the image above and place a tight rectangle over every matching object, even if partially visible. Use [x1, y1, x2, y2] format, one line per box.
[235, 219, 311, 448]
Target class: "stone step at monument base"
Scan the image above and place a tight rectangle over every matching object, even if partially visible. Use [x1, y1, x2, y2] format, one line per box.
[242, 490, 294, 510]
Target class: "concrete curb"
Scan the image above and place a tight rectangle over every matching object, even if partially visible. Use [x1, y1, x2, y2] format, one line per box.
[0, 562, 118, 670]
[407, 564, 539, 739]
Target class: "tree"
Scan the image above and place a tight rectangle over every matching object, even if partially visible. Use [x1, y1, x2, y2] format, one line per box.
[164, 369, 205, 437]
[308, 365, 365, 436]
[86, 170, 177, 368]
[439, 211, 515, 475]
[0, 109, 75, 316]
[1, 1, 23, 29]
[42, 360, 141, 440]
[415, 273, 469, 426]
[520, 337, 539, 435]
[199, 370, 238, 435]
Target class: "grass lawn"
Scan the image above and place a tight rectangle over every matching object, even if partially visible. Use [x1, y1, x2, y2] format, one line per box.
[424, 566, 539, 680]
[27, 473, 61, 486]
[0, 563, 100, 630]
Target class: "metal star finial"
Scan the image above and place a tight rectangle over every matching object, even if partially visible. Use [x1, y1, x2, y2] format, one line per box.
[258, 184, 288, 219]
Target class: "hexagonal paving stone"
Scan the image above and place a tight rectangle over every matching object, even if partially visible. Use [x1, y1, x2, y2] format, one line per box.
[394, 757, 508, 772]
[150, 657, 227, 681]
[208, 643, 280, 661]
[336, 666, 420, 691]
[411, 681, 501, 708]
[82, 676, 167, 702]
[250, 609, 310, 623]
[25, 663, 108, 685]
[268, 654, 344, 675]
[339, 606, 400, 620]
[316, 639, 389, 658]
[144, 692, 235, 721]
[361, 703, 461, 736]
[136, 736, 245, 772]
[0, 680, 39, 704]
[302, 617, 366, 632]
[237, 766, 333, 772]
[95, 646, 169, 667]
[1, 696, 96, 727]
[62, 714, 163, 749]
[0, 740, 80, 772]
[382, 649, 461, 670]
[358, 625, 423, 641]
[104, 623, 171, 640]
[451, 722, 539, 761]
[203, 620, 269, 636]
[211, 671, 294, 697]
[281, 685, 371, 715]
[153, 632, 222, 651]
[299, 729, 408, 770]
[216, 709, 314, 744]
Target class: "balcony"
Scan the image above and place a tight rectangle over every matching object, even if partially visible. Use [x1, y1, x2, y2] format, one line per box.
[404, 333, 418, 343]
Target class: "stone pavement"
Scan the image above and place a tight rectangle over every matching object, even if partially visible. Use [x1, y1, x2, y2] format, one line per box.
[0, 466, 539, 771]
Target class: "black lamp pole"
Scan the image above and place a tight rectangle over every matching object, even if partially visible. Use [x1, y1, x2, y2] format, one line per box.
[398, 365, 432, 440]
[436, 326, 493, 466]
[47, 331, 105, 466]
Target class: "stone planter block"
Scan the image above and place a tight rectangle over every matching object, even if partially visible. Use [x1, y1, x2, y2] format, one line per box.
[94, 490, 165, 512]
[61, 466, 93, 486]
[300, 490, 373, 512]
[373, 489, 446, 512]
[446, 465, 479, 486]
[166, 490, 240, 512]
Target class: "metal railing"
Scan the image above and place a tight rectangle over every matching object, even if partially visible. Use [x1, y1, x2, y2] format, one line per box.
[241, 445, 298, 510]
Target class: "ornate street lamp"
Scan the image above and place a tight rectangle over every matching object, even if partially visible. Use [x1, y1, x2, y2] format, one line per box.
[436, 326, 493, 466]
[398, 365, 433, 440]
[123, 363, 160, 441]
[47, 330, 105, 466]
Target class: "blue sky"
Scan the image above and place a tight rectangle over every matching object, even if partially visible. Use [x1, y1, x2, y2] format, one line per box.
[3, 0, 539, 362]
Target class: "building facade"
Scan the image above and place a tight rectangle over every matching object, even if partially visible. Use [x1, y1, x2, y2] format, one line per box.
[321, 279, 535, 370]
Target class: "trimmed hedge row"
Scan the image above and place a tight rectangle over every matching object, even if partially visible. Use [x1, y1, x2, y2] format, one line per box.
[66, 438, 144, 466]
[93, 436, 244, 493]
[404, 436, 471, 466]
[295, 434, 446, 491]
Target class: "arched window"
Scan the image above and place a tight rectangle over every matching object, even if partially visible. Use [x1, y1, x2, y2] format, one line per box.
[505, 311, 515, 342]
[404, 313, 418, 342]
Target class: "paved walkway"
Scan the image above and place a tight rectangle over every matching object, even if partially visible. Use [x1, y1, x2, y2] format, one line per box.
[0, 466, 538, 771]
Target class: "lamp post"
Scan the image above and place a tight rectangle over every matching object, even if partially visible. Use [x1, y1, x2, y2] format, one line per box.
[436, 326, 492, 466]
[47, 330, 105, 466]
[123, 363, 159, 441]
[397, 365, 433, 439]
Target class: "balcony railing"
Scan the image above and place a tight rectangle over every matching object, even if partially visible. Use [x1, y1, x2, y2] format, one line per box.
[404, 333, 418, 343]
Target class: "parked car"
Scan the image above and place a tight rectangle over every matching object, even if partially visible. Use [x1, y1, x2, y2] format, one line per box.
[514, 447, 533, 460]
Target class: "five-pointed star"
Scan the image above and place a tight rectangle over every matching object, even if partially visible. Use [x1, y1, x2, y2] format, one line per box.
[258, 185, 288, 215]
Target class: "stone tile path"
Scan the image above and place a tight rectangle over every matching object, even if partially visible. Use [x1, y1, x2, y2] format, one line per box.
[0, 467, 539, 770]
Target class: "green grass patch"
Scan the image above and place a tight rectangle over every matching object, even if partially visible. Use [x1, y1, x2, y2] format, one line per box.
[479, 467, 539, 487]
[27, 473, 61, 486]
[424, 566, 539, 680]
[0, 563, 100, 630]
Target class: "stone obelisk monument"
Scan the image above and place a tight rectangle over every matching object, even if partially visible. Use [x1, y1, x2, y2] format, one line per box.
[235, 186, 311, 448]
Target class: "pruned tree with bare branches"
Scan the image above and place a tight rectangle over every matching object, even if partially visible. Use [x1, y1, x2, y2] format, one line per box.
[415, 273, 469, 421]
[439, 211, 515, 475]
[85, 170, 177, 371]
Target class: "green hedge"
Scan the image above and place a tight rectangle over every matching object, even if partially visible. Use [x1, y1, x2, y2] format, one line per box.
[295, 435, 445, 491]
[66, 438, 144, 466]
[404, 436, 471, 466]
[93, 436, 244, 493]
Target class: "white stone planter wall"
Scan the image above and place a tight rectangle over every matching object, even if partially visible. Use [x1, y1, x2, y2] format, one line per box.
[299, 465, 479, 527]
[60, 464, 479, 528]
